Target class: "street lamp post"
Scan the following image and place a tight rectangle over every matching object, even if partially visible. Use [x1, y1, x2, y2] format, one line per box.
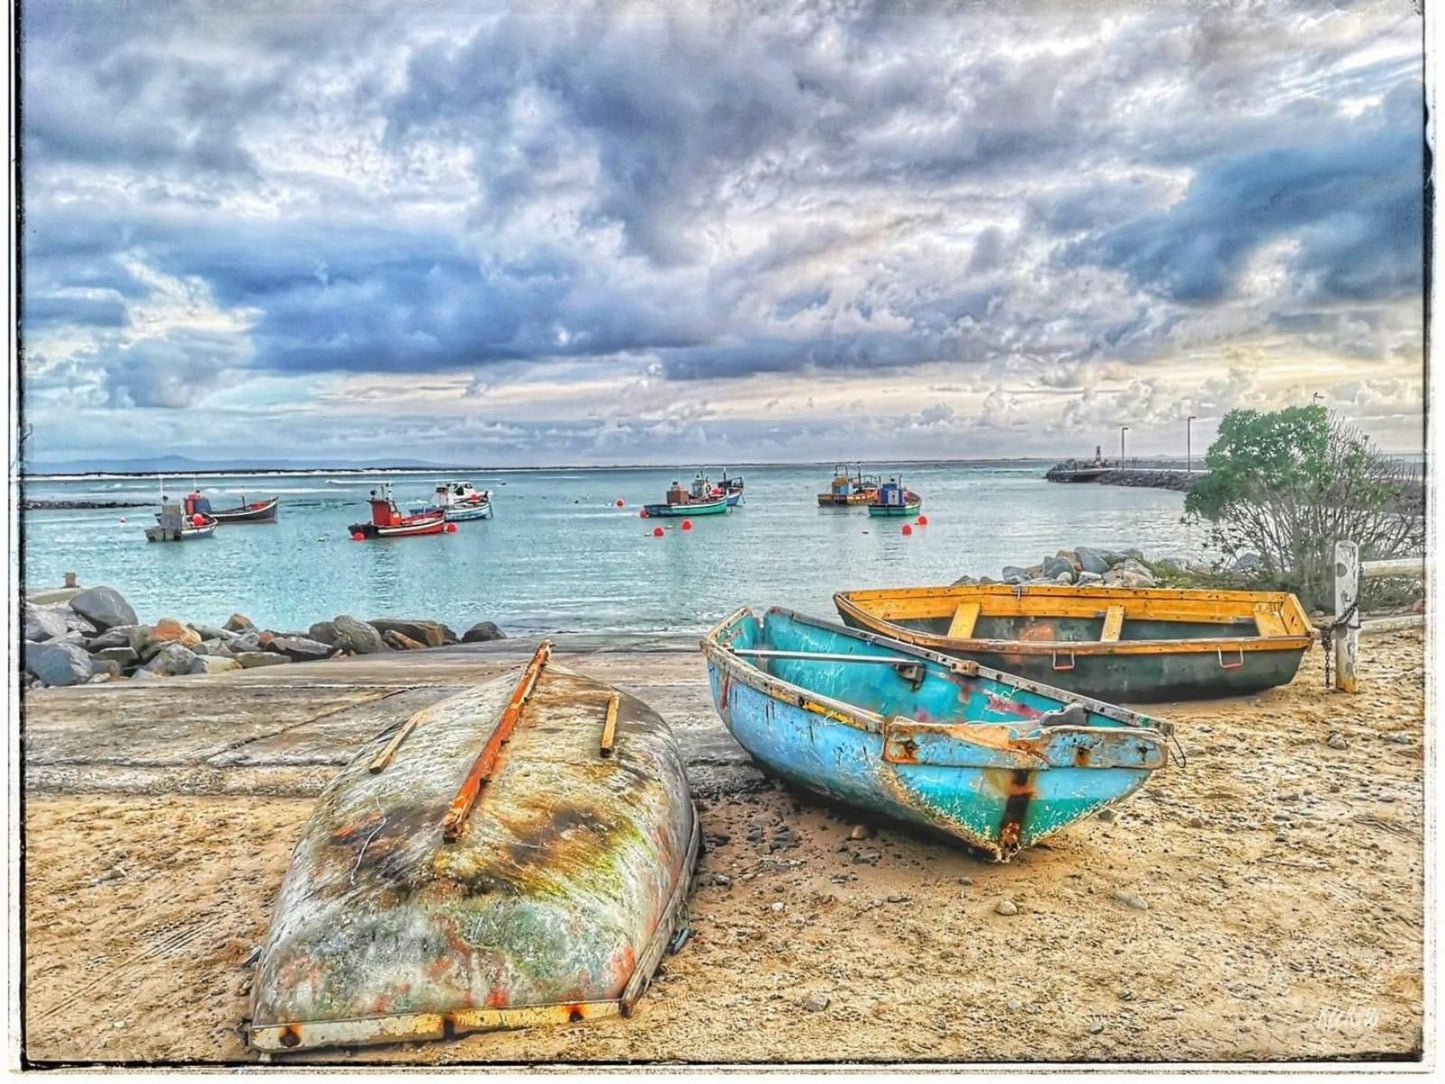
[1119, 425, 1129, 466]
[1187, 415, 1197, 474]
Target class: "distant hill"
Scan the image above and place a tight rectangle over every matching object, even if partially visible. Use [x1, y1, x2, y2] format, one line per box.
[21, 455, 465, 476]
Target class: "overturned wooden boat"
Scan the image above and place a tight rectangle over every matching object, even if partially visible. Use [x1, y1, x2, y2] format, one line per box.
[834, 584, 1314, 702]
[702, 607, 1172, 861]
[248, 642, 699, 1053]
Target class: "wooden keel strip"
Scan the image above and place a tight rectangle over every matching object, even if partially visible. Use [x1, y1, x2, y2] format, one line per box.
[1100, 605, 1125, 643]
[946, 601, 982, 640]
[441, 639, 552, 843]
[600, 692, 620, 757]
[368, 705, 432, 774]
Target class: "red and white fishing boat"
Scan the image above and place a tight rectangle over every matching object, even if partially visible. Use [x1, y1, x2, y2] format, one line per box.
[348, 484, 448, 540]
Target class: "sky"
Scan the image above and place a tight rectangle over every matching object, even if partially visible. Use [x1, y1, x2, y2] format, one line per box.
[19, 0, 1426, 467]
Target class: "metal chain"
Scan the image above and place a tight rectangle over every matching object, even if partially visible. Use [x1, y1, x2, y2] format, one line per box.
[1316, 600, 1359, 690]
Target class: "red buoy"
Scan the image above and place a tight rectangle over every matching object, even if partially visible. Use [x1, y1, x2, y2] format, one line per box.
[616, 498, 625, 507]
[639, 508, 650, 518]
[917, 514, 929, 526]
[901, 524, 913, 536]
[681, 519, 693, 531]
[445, 522, 458, 532]
[653, 526, 665, 537]
[351, 531, 365, 542]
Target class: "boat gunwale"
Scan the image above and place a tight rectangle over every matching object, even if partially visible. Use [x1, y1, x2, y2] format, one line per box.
[834, 585, 1315, 655]
[700, 606, 1169, 736]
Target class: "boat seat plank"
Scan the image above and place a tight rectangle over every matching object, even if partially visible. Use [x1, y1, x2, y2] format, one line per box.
[1252, 603, 1289, 638]
[946, 602, 982, 640]
[1100, 606, 1125, 643]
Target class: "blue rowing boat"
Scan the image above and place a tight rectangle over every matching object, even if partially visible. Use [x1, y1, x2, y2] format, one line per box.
[701, 607, 1174, 861]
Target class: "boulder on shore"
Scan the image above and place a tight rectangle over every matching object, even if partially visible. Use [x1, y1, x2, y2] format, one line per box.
[1074, 547, 1111, 576]
[383, 629, 428, 651]
[23, 603, 70, 643]
[224, 613, 255, 632]
[235, 651, 290, 669]
[370, 618, 448, 648]
[461, 620, 506, 643]
[93, 645, 139, 669]
[332, 615, 384, 654]
[143, 642, 198, 677]
[25, 640, 94, 687]
[264, 635, 334, 662]
[189, 655, 242, 675]
[67, 586, 138, 630]
[308, 621, 338, 645]
[1041, 555, 1074, 581]
[1000, 565, 1030, 585]
[147, 618, 202, 653]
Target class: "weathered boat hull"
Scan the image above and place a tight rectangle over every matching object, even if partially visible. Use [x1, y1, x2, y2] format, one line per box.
[248, 651, 698, 1053]
[144, 522, 216, 541]
[834, 584, 1313, 702]
[348, 516, 447, 538]
[866, 501, 921, 517]
[642, 497, 729, 517]
[702, 608, 1171, 861]
[817, 493, 874, 506]
[444, 502, 492, 521]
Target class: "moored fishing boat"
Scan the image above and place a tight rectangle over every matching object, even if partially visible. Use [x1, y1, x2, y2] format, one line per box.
[145, 496, 217, 542]
[348, 484, 448, 539]
[702, 608, 1172, 861]
[641, 477, 731, 518]
[247, 642, 699, 1053]
[209, 495, 280, 523]
[816, 463, 879, 507]
[866, 477, 921, 517]
[412, 481, 493, 522]
[833, 584, 1315, 702]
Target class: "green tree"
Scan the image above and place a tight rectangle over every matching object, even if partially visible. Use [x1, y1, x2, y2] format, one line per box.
[1185, 406, 1423, 609]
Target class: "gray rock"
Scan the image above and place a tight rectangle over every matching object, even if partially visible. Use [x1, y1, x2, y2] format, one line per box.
[143, 643, 198, 677]
[1000, 565, 1030, 583]
[130, 668, 164, 681]
[1075, 546, 1111, 575]
[90, 658, 122, 680]
[224, 613, 255, 632]
[976, 575, 996, 585]
[369, 618, 449, 648]
[1327, 733, 1348, 750]
[235, 651, 290, 668]
[230, 631, 262, 653]
[264, 635, 334, 662]
[93, 645, 139, 669]
[190, 623, 237, 643]
[308, 621, 338, 645]
[332, 615, 384, 654]
[803, 993, 830, 1012]
[194, 638, 235, 658]
[188, 655, 242, 675]
[461, 621, 506, 644]
[995, 899, 1019, 916]
[1054, 570, 1074, 584]
[950, 574, 977, 586]
[1077, 571, 1103, 586]
[24, 603, 70, 643]
[1111, 890, 1150, 911]
[67, 586, 138, 630]
[65, 611, 99, 637]
[1041, 555, 1073, 580]
[25, 640, 94, 686]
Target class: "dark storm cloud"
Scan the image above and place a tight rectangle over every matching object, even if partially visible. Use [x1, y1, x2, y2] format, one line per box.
[19, 0, 1424, 426]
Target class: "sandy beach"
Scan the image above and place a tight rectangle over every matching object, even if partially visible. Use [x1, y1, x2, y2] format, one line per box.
[21, 627, 1424, 1065]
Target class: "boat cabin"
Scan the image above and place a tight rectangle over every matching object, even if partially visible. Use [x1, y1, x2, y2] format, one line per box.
[367, 488, 404, 527]
[876, 478, 909, 507]
[183, 492, 212, 518]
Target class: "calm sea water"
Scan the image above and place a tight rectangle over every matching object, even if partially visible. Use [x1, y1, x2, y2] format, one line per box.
[21, 464, 1206, 635]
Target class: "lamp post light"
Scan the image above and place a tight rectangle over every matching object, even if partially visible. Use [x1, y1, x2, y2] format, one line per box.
[1119, 425, 1129, 466]
[1187, 415, 1197, 474]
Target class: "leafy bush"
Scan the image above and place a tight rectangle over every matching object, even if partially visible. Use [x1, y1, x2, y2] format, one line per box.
[1184, 406, 1423, 610]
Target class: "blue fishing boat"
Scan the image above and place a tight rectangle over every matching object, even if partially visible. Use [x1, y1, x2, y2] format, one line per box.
[701, 607, 1174, 861]
[867, 476, 921, 517]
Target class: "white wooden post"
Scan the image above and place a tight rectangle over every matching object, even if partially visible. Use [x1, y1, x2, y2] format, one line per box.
[1333, 540, 1359, 693]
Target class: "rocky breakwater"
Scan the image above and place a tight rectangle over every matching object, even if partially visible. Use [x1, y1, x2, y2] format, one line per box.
[953, 546, 1210, 589]
[21, 584, 509, 690]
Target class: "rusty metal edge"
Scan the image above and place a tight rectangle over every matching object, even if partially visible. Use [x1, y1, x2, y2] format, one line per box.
[248, 1000, 623, 1053]
[620, 798, 701, 1013]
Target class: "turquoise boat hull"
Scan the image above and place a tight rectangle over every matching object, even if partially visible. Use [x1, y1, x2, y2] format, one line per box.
[642, 497, 730, 517]
[866, 502, 921, 517]
[701, 607, 1172, 861]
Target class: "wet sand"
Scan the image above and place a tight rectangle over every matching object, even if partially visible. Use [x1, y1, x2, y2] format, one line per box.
[22, 628, 1425, 1065]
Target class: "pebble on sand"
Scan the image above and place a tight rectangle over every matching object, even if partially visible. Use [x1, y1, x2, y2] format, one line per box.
[804, 993, 830, 1012]
[1327, 733, 1349, 750]
[1111, 890, 1150, 911]
[995, 899, 1019, 916]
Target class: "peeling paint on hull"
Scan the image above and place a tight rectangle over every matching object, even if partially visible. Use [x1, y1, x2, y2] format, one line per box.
[248, 657, 697, 1053]
[702, 608, 1171, 861]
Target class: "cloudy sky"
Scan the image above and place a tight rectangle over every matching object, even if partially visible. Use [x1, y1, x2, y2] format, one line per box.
[20, 0, 1425, 466]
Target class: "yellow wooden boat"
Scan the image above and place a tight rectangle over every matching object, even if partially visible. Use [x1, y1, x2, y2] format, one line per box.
[833, 584, 1314, 702]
